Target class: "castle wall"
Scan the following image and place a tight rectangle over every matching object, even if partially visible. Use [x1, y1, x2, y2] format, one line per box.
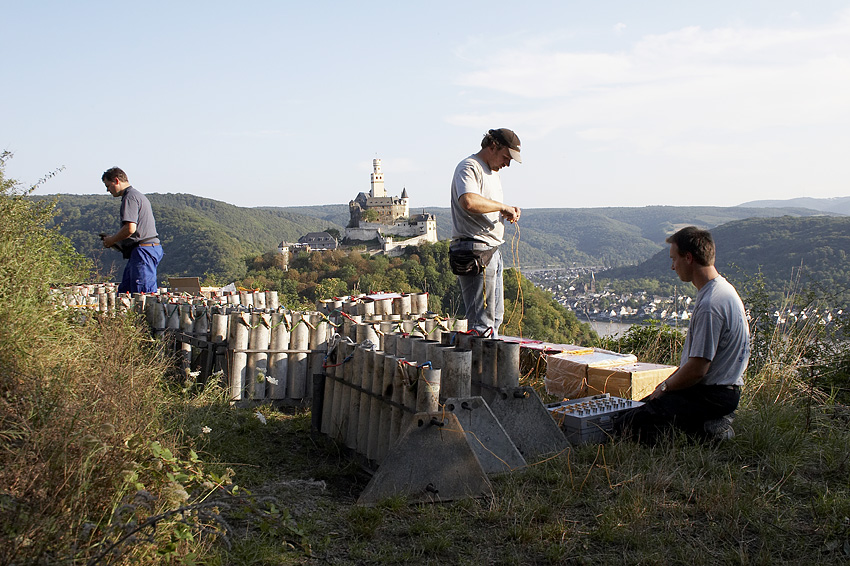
[345, 218, 437, 244]
[345, 226, 384, 241]
[382, 233, 438, 256]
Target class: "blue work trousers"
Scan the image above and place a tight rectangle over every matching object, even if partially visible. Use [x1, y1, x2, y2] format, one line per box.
[457, 247, 504, 337]
[119, 244, 164, 294]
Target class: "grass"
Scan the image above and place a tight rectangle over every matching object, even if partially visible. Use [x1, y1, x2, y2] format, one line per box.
[151, 374, 849, 566]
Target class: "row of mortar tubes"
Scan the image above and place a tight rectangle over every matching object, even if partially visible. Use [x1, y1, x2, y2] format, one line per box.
[319, 328, 523, 466]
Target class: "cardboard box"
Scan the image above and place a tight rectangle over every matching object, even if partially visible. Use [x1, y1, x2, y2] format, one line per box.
[586, 362, 677, 400]
[169, 277, 202, 295]
[544, 348, 638, 399]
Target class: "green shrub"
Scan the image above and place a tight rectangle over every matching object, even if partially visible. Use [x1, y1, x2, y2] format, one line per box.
[597, 321, 685, 365]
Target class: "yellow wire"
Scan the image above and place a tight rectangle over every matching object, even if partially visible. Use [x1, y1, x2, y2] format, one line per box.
[503, 221, 524, 338]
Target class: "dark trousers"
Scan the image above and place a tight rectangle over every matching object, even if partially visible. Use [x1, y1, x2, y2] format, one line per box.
[619, 384, 740, 444]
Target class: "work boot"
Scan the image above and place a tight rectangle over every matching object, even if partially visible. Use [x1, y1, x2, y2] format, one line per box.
[703, 412, 735, 442]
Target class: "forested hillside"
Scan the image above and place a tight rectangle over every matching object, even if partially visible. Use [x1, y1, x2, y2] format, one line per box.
[277, 203, 831, 268]
[39, 193, 345, 282]
[597, 215, 850, 306]
[37, 192, 838, 287]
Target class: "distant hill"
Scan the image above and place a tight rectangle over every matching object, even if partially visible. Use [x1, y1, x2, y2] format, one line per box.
[35, 192, 841, 287]
[598, 215, 850, 305]
[259, 204, 351, 228]
[276, 204, 831, 269]
[738, 196, 850, 215]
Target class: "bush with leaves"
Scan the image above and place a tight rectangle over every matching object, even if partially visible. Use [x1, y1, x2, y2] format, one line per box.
[597, 321, 685, 365]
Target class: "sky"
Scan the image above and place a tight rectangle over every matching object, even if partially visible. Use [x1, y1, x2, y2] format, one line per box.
[3, 0, 850, 210]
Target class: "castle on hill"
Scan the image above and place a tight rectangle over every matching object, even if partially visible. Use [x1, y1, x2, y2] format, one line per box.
[345, 159, 437, 255]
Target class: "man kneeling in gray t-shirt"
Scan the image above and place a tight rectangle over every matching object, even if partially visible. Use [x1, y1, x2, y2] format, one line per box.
[620, 226, 750, 443]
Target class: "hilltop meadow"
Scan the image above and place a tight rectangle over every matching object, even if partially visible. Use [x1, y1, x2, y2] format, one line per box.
[6, 158, 850, 565]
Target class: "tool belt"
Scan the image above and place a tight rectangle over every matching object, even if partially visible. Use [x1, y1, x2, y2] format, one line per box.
[449, 239, 496, 277]
[119, 236, 159, 259]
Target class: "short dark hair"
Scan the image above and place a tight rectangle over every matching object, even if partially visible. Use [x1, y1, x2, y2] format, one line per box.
[102, 167, 128, 183]
[666, 226, 715, 266]
[481, 129, 520, 151]
[481, 130, 503, 150]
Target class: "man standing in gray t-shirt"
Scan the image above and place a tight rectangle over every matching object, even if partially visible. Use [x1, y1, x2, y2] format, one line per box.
[101, 167, 163, 294]
[621, 226, 750, 443]
[449, 128, 522, 337]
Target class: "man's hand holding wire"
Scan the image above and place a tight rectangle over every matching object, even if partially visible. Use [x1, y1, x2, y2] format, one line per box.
[502, 205, 521, 224]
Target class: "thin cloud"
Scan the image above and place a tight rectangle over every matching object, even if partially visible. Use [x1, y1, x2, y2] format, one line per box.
[453, 13, 850, 140]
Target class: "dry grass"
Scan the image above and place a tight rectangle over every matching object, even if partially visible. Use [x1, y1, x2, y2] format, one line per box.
[0, 314, 173, 565]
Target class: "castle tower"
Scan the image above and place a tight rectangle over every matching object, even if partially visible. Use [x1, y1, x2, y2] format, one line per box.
[370, 159, 386, 198]
[400, 187, 410, 218]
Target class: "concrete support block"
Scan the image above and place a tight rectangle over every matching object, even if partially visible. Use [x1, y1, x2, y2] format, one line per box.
[444, 396, 527, 475]
[357, 412, 492, 506]
[489, 386, 570, 461]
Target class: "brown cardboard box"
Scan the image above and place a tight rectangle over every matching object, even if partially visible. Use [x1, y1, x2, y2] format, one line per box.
[586, 362, 677, 400]
[544, 349, 638, 399]
[169, 277, 202, 295]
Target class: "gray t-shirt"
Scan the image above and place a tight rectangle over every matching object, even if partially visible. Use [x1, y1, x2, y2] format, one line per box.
[681, 275, 750, 386]
[450, 154, 505, 247]
[119, 186, 159, 245]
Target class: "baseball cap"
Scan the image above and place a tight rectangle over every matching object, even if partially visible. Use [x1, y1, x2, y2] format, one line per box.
[490, 128, 522, 163]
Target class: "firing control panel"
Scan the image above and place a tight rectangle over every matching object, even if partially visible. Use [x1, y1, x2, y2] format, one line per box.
[546, 393, 643, 445]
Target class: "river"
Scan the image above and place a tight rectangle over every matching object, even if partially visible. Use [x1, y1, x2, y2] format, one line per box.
[581, 319, 634, 338]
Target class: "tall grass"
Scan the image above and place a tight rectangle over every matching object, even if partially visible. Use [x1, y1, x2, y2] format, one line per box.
[0, 157, 181, 564]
